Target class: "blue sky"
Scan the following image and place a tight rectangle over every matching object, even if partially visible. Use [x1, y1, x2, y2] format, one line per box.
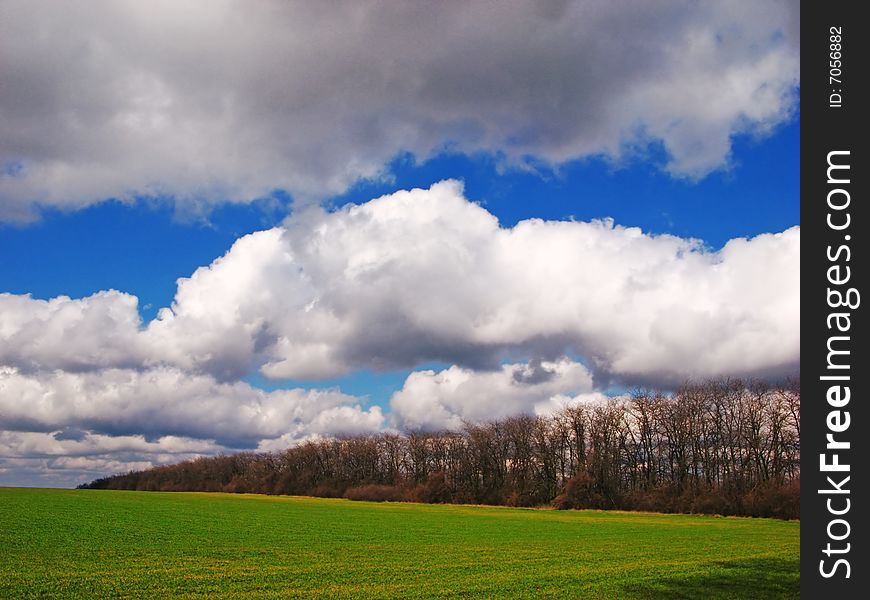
[0, 0, 800, 486]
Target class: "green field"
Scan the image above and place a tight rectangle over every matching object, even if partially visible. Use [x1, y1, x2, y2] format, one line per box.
[0, 488, 798, 599]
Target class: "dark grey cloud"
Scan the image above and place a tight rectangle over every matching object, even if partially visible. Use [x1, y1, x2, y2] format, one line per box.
[0, 0, 799, 220]
[512, 358, 559, 385]
[52, 428, 87, 442]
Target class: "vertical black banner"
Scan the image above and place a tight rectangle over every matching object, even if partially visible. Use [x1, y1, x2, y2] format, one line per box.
[802, 2, 867, 596]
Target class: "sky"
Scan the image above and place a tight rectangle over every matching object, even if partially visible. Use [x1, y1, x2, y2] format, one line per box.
[0, 0, 800, 487]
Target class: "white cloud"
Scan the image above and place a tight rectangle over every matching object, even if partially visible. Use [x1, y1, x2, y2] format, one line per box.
[389, 358, 598, 431]
[0, 0, 799, 220]
[150, 181, 800, 384]
[0, 429, 227, 488]
[0, 291, 147, 373]
[0, 364, 386, 485]
[1, 181, 800, 386]
[0, 366, 384, 446]
[532, 391, 615, 418]
[0, 362, 388, 486]
[0, 429, 222, 459]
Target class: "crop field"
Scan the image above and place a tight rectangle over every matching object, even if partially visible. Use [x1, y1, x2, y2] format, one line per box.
[0, 488, 798, 599]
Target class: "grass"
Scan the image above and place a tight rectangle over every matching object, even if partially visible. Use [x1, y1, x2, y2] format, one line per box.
[0, 488, 798, 599]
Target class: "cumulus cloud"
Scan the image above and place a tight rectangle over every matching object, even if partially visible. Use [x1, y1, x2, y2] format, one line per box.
[532, 391, 616, 419]
[150, 181, 800, 384]
[0, 366, 383, 447]
[0, 364, 385, 485]
[0, 0, 798, 220]
[0, 291, 148, 373]
[1, 181, 800, 386]
[389, 358, 603, 431]
[0, 429, 227, 487]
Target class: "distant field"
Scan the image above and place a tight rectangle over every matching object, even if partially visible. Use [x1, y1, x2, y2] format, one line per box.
[0, 488, 798, 599]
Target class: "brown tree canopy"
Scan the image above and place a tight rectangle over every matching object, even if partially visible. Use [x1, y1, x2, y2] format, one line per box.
[80, 378, 800, 519]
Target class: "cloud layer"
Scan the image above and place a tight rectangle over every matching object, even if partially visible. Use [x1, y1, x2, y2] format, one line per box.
[1, 0, 799, 220]
[0, 366, 383, 445]
[0, 429, 225, 488]
[0, 365, 384, 486]
[389, 358, 608, 431]
[159, 181, 801, 384]
[1, 181, 800, 386]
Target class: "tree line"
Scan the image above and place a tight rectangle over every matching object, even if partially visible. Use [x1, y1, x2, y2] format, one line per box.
[80, 378, 800, 519]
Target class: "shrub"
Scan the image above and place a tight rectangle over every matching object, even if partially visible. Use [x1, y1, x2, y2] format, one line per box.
[553, 472, 604, 510]
[343, 484, 406, 502]
[744, 480, 800, 519]
[412, 472, 453, 504]
[310, 482, 347, 498]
